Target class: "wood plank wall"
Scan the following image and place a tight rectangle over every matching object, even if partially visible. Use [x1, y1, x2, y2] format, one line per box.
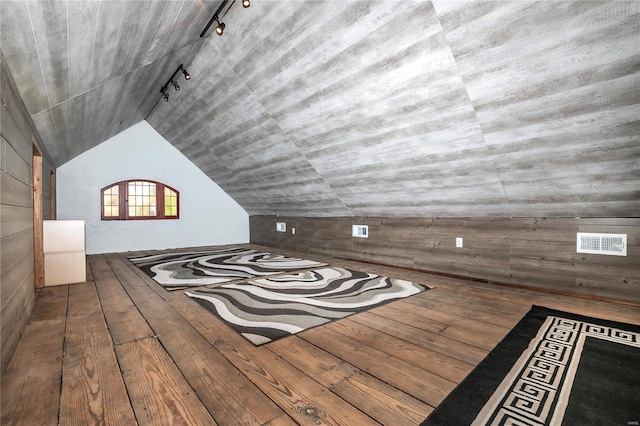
[1, 49, 55, 372]
[250, 216, 640, 304]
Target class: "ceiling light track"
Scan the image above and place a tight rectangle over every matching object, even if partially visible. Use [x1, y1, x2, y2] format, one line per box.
[200, 0, 249, 38]
[160, 64, 190, 102]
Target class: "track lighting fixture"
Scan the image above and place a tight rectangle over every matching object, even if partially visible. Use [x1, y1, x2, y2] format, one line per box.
[200, 0, 249, 38]
[159, 64, 190, 102]
[215, 20, 225, 36]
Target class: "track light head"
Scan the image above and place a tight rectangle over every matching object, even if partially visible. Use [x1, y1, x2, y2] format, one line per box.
[182, 68, 190, 80]
[242, 0, 250, 8]
[215, 21, 225, 36]
[163, 92, 169, 102]
[172, 80, 180, 91]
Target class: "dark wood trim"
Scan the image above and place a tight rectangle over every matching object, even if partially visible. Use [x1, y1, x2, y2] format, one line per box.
[32, 144, 44, 288]
[49, 170, 56, 220]
[100, 179, 180, 221]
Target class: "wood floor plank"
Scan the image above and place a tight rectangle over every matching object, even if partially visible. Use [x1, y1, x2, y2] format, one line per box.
[412, 291, 526, 324]
[60, 281, 136, 425]
[4, 244, 639, 426]
[268, 335, 360, 388]
[330, 371, 433, 425]
[350, 311, 487, 365]
[116, 337, 217, 425]
[336, 317, 473, 383]
[103, 254, 287, 425]
[301, 324, 456, 408]
[362, 306, 487, 365]
[1, 286, 68, 425]
[89, 255, 155, 344]
[137, 268, 382, 425]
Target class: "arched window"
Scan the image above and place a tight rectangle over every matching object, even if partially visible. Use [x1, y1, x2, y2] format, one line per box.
[101, 180, 179, 220]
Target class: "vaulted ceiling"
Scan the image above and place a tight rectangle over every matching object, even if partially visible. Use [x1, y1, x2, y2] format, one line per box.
[2, 0, 639, 217]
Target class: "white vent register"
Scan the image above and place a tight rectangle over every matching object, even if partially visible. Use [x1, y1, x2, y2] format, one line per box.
[577, 233, 627, 256]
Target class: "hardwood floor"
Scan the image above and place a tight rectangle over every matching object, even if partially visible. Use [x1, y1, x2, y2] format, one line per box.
[2, 244, 639, 425]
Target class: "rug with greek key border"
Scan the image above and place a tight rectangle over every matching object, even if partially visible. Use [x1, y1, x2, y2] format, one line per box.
[422, 305, 640, 425]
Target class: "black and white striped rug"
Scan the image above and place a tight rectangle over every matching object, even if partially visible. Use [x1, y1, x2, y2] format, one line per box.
[185, 267, 429, 345]
[128, 247, 327, 290]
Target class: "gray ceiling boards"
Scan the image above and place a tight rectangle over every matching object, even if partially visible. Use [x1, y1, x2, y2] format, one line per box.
[2, 1, 639, 218]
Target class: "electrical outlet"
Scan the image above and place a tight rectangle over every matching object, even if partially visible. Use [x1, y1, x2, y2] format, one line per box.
[292, 228, 296, 235]
[456, 237, 463, 248]
[352, 225, 368, 238]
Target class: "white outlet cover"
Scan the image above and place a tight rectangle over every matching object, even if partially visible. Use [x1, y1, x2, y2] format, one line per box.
[456, 237, 463, 247]
[292, 228, 296, 234]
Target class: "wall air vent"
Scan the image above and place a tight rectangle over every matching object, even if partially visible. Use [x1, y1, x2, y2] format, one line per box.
[352, 225, 368, 238]
[577, 233, 627, 256]
[276, 222, 286, 232]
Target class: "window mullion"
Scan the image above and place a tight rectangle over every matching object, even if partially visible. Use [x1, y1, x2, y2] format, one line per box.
[157, 184, 165, 219]
[121, 182, 128, 219]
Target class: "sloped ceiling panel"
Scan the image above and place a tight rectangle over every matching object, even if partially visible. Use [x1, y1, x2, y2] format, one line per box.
[149, 1, 511, 216]
[0, 0, 221, 166]
[150, 0, 639, 217]
[433, 0, 640, 216]
[2, 0, 639, 218]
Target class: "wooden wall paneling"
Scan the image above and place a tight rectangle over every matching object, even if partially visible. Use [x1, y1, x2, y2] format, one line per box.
[0, 205, 32, 239]
[1, 49, 55, 373]
[250, 215, 640, 303]
[0, 170, 32, 207]
[0, 265, 35, 369]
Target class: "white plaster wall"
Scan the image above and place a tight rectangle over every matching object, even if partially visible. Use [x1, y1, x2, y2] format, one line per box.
[57, 121, 249, 254]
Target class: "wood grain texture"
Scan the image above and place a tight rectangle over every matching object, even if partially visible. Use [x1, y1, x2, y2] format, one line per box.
[2, 245, 639, 424]
[2, 1, 636, 217]
[251, 215, 640, 303]
[32, 153, 43, 288]
[60, 282, 136, 425]
[90, 255, 155, 345]
[1, 0, 219, 166]
[330, 372, 433, 426]
[0, 50, 55, 373]
[116, 337, 217, 426]
[1, 285, 68, 425]
[103, 254, 287, 425]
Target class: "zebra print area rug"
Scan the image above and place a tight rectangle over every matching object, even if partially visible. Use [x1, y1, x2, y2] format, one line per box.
[128, 247, 327, 290]
[185, 267, 429, 345]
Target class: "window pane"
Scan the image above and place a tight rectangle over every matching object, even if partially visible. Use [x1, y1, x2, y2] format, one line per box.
[127, 181, 157, 217]
[104, 180, 176, 220]
[103, 184, 119, 217]
[164, 187, 177, 216]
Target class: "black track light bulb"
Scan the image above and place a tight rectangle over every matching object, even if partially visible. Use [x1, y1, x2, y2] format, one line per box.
[242, 0, 250, 8]
[215, 21, 225, 36]
[172, 80, 180, 91]
[163, 91, 169, 102]
[182, 69, 190, 80]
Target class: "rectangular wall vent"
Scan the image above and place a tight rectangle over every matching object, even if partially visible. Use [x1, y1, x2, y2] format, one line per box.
[352, 225, 368, 238]
[577, 232, 627, 256]
[276, 222, 286, 232]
